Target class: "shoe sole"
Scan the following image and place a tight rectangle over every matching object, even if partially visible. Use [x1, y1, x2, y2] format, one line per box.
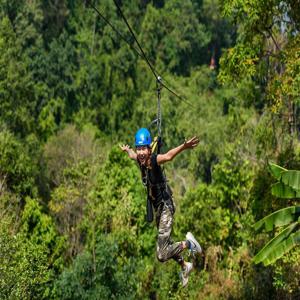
[180, 272, 188, 287]
[180, 262, 193, 287]
[186, 232, 202, 254]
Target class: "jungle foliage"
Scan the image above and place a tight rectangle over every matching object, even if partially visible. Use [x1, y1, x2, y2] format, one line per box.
[0, 0, 300, 299]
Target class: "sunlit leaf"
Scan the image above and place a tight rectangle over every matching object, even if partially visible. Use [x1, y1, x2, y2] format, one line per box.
[253, 222, 298, 264]
[268, 162, 287, 180]
[282, 170, 300, 191]
[271, 182, 298, 198]
[253, 206, 300, 232]
[261, 230, 300, 266]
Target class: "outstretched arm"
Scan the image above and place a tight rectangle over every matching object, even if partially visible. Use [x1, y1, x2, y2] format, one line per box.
[157, 136, 199, 165]
[119, 144, 137, 160]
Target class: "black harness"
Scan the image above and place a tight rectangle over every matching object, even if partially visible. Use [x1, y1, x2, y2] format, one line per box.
[139, 155, 174, 222]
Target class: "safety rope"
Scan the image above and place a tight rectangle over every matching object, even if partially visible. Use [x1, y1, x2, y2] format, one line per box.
[157, 76, 162, 139]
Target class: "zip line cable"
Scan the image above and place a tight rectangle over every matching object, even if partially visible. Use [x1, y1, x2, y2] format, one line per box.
[157, 77, 162, 138]
[85, 0, 144, 60]
[161, 82, 195, 109]
[112, 0, 196, 109]
[84, 0, 195, 110]
[112, 0, 158, 80]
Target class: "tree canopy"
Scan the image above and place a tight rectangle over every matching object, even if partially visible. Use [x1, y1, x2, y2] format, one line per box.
[0, 0, 300, 299]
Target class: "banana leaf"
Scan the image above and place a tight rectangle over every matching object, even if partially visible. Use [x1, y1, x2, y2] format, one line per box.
[260, 229, 300, 266]
[253, 222, 298, 264]
[253, 206, 300, 232]
[269, 163, 287, 180]
[281, 170, 300, 191]
[271, 182, 299, 198]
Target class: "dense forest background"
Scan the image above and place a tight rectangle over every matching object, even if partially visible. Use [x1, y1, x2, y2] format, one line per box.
[0, 0, 300, 299]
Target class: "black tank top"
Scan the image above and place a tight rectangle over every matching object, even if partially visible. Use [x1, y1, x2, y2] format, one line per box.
[148, 154, 165, 185]
[140, 154, 172, 208]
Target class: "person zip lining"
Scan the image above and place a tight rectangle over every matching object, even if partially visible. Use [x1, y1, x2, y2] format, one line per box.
[120, 128, 202, 287]
[85, 2, 201, 285]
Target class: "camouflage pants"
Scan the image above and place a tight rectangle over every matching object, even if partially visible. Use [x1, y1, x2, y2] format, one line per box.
[155, 203, 184, 265]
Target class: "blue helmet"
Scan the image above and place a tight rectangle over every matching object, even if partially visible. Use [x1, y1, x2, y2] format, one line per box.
[135, 128, 152, 147]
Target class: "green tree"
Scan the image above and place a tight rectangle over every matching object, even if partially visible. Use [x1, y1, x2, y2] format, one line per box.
[219, 0, 300, 136]
[0, 17, 35, 136]
[45, 125, 102, 259]
[140, 0, 211, 75]
[0, 226, 51, 299]
[0, 129, 37, 196]
[52, 235, 137, 300]
[253, 163, 300, 266]
[21, 197, 66, 271]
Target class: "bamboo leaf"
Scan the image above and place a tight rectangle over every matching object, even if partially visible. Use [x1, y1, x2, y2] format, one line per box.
[281, 170, 300, 191]
[262, 230, 300, 266]
[271, 182, 297, 198]
[269, 163, 287, 180]
[253, 206, 300, 232]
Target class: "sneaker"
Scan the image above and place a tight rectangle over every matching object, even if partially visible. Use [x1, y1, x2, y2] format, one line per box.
[186, 232, 202, 255]
[180, 262, 193, 287]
